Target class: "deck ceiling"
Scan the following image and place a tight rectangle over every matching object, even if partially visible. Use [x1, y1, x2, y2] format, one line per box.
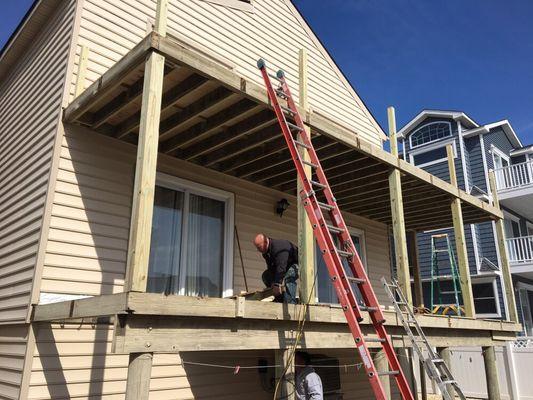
[64, 33, 501, 231]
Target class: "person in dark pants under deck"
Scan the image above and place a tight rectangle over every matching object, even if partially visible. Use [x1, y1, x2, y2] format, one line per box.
[253, 233, 299, 304]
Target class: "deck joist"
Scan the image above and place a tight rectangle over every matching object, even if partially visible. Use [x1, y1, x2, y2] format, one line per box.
[63, 32, 502, 231]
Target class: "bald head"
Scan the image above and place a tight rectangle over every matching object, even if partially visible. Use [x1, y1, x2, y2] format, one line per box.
[253, 233, 269, 254]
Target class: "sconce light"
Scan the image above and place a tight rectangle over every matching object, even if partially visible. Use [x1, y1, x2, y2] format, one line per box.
[275, 198, 290, 217]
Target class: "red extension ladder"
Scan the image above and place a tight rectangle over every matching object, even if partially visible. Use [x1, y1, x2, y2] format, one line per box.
[257, 59, 414, 400]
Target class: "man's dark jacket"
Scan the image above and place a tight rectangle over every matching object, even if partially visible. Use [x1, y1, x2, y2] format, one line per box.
[263, 238, 299, 284]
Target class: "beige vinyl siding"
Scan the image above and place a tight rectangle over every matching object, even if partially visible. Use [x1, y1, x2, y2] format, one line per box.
[0, 325, 30, 400]
[0, 0, 76, 323]
[41, 124, 392, 302]
[29, 322, 389, 399]
[69, 0, 384, 146]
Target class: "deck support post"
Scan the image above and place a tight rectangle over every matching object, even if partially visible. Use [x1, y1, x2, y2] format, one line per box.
[388, 107, 413, 305]
[275, 349, 295, 400]
[374, 349, 391, 400]
[446, 144, 475, 318]
[488, 170, 518, 322]
[483, 346, 501, 400]
[298, 48, 315, 303]
[74, 45, 89, 97]
[397, 347, 416, 395]
[124, 1, 167, 292]
[437, 347, 455, 399]
[419, 359, 428, 400]
[407, 230, 424, 308]
[125, 352, 153, 399]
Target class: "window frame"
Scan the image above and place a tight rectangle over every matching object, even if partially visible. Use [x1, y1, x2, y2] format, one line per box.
[490, 145, 510, 170]
[153, 172, 235, 298]
[517, 281, 533, 335]
[409, 121, 453, 149]
[200, 0, 254, 12]
[314, 226, 367, 304]
[472, 276, 501, 319]
[409, 138, 457, 168]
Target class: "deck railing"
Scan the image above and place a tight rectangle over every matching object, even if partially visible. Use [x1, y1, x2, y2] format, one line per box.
[506, 235, 533, 264]
[494, 160, 533, 191]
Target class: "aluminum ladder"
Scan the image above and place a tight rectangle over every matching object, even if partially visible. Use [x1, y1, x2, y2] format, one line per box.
[257, 59, 414, 400]
[382, 277, 466, 400]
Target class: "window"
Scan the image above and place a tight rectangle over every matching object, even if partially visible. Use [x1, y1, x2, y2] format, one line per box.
[409, 121, 452, 148]
[472, 279, 500, 317]
[409, 140, 456, 168]
[147, 174, 234, 298]
[518, 283, 533, 335]
[316, 228, 366, 304]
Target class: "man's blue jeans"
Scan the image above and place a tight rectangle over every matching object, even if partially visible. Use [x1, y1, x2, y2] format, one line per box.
[262, 264, 298, 304]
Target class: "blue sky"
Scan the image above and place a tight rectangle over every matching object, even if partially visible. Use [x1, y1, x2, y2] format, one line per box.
[2, 0, 532, 145]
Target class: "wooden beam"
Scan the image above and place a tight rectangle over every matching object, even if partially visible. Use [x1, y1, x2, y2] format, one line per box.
[74, 45, 89, 97]
[162, 99, 259, 154]
[408, 230, 424, 308]
[483, 346, 501, 400]
[154, 0, 169, 37]
[124, 50, 166, 292]
[489, 170, 518, 322]
[447, 144, 476, 318]
[125, 352, 153, 400]
[388, 107, 413, 305]
[276, 349, 295, 400]
[374, 349, 391, 400]
[298, 48, 315, 304]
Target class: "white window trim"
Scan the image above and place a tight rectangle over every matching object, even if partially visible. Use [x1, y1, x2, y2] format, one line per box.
[490, 145, 510, 168]
[409, 121, 453, 149]
[526, 221, 533, 236]
[503, 210, 523, 237]
[472, 276, 502, 319]
[200, 0, 254, 12]
[314, 226, 367, 304]
[409, 139, 457, 168]
[155, 172, 235, 298]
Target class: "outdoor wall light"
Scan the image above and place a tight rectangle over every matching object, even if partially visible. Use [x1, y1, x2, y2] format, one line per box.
[275, 198, 290, 217]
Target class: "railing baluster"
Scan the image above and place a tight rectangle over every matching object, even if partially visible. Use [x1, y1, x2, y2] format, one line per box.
[507, 235, 533, 263]
[493, 160, 533, 191]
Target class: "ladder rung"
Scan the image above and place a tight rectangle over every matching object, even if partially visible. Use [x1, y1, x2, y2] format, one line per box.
[442, 380, 456, 385]
[310, 180, 327, 189]
[396, 301, 407, 305]
[280, 105, 295, 115]
[433, 249, 448, 253]
[275, 89, 288, 98]
[346, 276, 365, 284]
[378, 371, 400, 376]
[317, 201, 334, 211]
[326, 224, 344, 234]
[337, 249, 355, 258]
[360, 306, 378, 312]
[302, 160, 318, 168]
[294, 139, 310, 149]
[439, 291, 458, 295]
[365, 338, 386, 343]
[287, 122, 304, 131]
[432, 359, 445, 364]
[268, 73, 282, 81]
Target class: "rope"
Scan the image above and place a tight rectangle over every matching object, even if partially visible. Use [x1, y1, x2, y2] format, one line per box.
[181, 360, 364, 370]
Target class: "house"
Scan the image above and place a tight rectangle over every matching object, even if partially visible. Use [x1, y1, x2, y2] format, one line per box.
[398, 110, 533, 335]
[0, 1, 520, 399]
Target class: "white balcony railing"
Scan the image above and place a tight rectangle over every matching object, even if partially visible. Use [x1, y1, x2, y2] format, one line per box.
[506, 235, 533, 264]
[494, 160, 533, 191]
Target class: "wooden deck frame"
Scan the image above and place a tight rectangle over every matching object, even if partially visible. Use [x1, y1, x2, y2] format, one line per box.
[32, 293, 520, 353]
[63, 31, 503, 234]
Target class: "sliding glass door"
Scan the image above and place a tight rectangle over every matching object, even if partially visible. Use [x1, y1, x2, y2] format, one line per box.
[146, 175, 233, 297]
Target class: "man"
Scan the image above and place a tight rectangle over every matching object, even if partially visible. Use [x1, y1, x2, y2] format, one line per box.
[295, 351, 323, 400]
[253, 233, 298, 304]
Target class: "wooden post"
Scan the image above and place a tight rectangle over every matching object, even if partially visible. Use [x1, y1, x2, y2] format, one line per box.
[397, 347, 416, 395]
[482, 346, 501, 400]
[438, 347, 455, 399]
[446, 144, 475, 318]
[388, 107, 413, 305]
[489, 170, 518, 322]
[419, 359, 428, 400]
[125, 1, 168, 292]
[374, 349, 391, 400]
[74, 45, 89, 97]
[298, 48, 315, 303]
[407, 230, 424, 308]
[125, 352, 153, 399]
[276, 349, 295, 400]
[154, 0, 169, 37]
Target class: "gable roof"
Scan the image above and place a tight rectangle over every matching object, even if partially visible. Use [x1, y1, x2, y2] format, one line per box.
[397, 109, 479, 139]
[463, 120, 522, 149]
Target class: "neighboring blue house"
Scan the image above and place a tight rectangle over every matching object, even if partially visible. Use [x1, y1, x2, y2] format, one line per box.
[398, 110, 533, 335]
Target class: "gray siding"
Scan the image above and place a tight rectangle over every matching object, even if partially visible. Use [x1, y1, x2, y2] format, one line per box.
[464, 136, 486, 192]
[483, 127, 515, 170]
